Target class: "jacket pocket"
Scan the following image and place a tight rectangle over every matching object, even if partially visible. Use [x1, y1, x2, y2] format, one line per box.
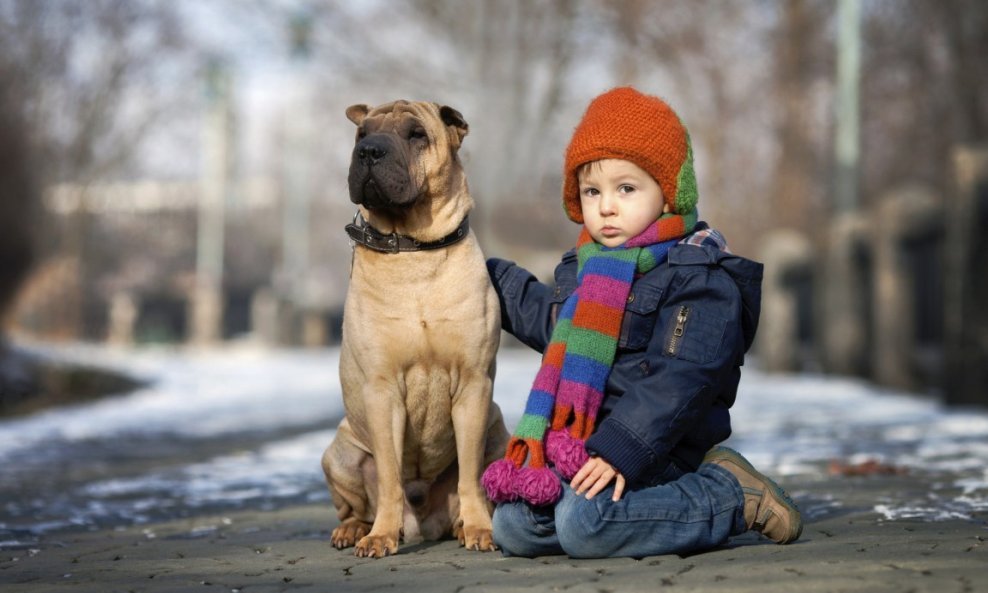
[618, 284, 664, 350]
[662, 305, 727, 364]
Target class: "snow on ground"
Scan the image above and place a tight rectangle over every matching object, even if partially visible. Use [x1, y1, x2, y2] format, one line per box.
[0, 346, 340, 454]
[1, 344, 987, 547]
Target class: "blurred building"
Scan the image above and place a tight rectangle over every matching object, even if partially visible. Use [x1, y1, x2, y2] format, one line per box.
[10, 177, 349, 346]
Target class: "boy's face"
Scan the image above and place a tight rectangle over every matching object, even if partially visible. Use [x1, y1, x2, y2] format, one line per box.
[578, 159, 665, 247]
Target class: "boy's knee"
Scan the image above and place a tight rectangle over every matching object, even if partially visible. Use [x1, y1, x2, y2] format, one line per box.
[491, 503, 534, 556]
[555, 496, 611, 559]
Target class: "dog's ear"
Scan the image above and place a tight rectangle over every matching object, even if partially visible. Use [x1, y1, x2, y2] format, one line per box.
[346, 104, 370, 126]
[439, 105, 469, 148]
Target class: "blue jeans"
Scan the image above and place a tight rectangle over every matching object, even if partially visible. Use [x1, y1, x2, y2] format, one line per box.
[491, 463, 746, 558]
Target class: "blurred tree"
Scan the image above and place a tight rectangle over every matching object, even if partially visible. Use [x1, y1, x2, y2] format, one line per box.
[401, 0, 585, 252]
[861, 0, 988, 203]
[769, 0, 832, 237]
[0, 78, 36, 327]
[600, 0, 785, 256]
[265, 0, 592, 262]
[935, 1, 988, 143]
[0, 0, 190, 338]
[600, 0, 987, 252]
[4, 0, 980, 355]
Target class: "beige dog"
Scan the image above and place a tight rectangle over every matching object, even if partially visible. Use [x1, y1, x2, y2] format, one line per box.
[322, 100, 509, 558]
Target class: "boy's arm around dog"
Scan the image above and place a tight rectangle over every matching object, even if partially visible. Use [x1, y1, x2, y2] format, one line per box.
[484, 249, 578, 352]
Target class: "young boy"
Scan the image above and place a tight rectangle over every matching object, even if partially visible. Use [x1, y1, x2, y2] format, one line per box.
[481, 87, 802, 558]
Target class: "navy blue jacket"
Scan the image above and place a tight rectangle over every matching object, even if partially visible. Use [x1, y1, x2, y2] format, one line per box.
[488, 238, 763, 487]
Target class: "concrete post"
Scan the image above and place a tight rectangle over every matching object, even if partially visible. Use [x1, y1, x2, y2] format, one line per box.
[301, 311, 326, 348]
[191, 58, 234, 346]
[944, 146, 988, 406]
[871, 186, 941, 392]
[757, 230, 814, 373]
[835, 0, 862, 216]
[249, 288, 280, 346]
[820, 214, 870, 377]
[107, 292, 137, 346]
[276, 12, 316, 342]
[190, 286, 223, 347]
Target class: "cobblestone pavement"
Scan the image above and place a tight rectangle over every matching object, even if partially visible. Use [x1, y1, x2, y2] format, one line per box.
[2, 471, 986, 593]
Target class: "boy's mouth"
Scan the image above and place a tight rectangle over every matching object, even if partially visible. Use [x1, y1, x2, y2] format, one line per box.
[600, 226, 621, 238]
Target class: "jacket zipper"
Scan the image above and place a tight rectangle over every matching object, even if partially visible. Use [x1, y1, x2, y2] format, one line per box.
[667, 305, 690, 355]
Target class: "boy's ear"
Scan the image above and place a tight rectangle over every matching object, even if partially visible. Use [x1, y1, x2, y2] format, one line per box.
[439, 105, 469, 148]
[346, 104, 369, 126]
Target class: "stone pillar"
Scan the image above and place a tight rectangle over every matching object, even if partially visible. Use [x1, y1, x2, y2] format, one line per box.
[871, 186, 941, 392]
[250, 288, 280, 346]
[107, 291, 138, 346]
[820, 214, 870, 377]
[301, 311, 326, 347]
[189, 285, 223, 346]
[191, 59, 233, 347]
[757, 230, 814, 373]
[944, 146, 988, 406]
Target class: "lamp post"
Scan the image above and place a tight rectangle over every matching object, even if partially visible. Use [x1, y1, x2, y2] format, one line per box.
[821, 0, 866, 376]
[835, 0, 861, 215]
[191, 57, 234, 346]
[277, 10, 321, 345]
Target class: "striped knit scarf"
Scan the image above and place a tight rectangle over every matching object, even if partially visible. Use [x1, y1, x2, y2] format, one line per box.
[483, 211, 698, 506]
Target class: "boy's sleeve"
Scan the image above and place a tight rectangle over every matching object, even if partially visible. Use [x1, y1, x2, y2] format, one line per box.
[487, 256, 566, 353]
[584, 267, 745, 485]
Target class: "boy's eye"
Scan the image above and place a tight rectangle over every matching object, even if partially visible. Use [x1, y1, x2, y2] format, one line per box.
[582, 187, 599, 197]
[618, 184, 636, 194]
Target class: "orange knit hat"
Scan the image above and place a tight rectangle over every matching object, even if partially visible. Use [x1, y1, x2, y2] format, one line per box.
[562, 87, 698, 224]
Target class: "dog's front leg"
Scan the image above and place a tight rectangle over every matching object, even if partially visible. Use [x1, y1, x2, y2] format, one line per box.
[355, 383, 406, 558]
[451, 374, 497, 551]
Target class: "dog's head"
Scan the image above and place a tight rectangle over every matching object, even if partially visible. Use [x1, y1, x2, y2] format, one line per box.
[345, 100, 469, 213]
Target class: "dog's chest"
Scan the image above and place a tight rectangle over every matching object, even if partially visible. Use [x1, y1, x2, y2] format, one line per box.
[348, 258, 492, 357]
[399, 365, 458, 477]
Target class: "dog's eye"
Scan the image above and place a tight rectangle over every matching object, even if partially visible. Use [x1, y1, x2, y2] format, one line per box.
[357, 129, 367, 140]
[409, 128, 427, 141]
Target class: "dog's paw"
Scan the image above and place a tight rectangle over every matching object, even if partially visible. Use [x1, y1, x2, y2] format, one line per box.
[354, 533, 399, 558]
[331, 519, 371, 550]
[456, 524, 497, 552]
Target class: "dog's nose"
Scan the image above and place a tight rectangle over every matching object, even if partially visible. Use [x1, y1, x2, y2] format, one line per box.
[356, 138, 388, 165]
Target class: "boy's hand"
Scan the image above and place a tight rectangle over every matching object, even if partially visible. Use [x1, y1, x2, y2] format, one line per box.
[570, 456, 626, 502]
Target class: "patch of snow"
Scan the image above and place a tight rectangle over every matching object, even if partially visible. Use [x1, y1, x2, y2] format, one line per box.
[2, 345, 987, 535]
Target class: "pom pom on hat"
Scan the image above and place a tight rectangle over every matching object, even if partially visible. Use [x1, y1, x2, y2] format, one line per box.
[562, 87, 699, 224]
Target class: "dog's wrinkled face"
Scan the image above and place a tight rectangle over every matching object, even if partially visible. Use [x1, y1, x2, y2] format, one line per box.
[346, 101, 468, 211]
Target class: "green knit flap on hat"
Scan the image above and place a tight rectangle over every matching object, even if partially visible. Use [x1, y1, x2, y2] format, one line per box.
[675, 133, 699, 215]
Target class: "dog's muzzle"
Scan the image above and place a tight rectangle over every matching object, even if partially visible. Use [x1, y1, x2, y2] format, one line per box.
[348, 134, 416, 209]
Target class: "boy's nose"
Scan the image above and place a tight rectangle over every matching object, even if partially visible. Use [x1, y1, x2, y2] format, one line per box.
[599, 194, 617, 215]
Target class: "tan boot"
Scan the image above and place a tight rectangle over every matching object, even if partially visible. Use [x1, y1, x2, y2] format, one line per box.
[703, 446, 803, 544]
